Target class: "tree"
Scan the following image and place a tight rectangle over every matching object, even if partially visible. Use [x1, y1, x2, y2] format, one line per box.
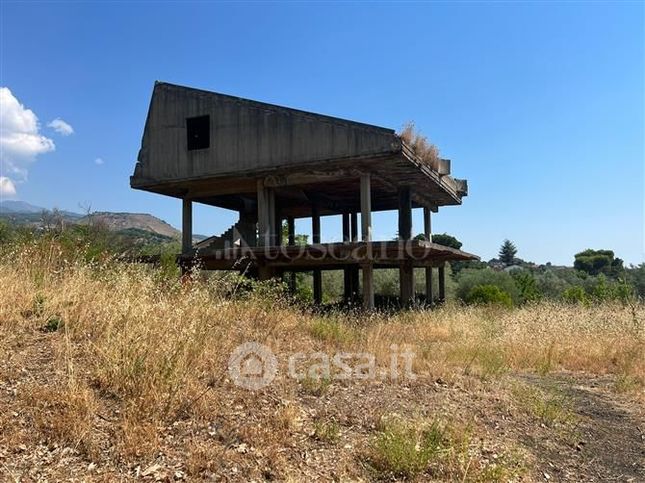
[416, 233, 462, 250]
[498, 239, 517, 266]
[574, 249, 623, 277]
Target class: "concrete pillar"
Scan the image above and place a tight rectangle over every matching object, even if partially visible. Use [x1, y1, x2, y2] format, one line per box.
[287, 216, 295, 245]
[360, 174, 374, 310]
[424, 207, 433, 305]
[312, 204, 322, 305]
[342, 212, 350, 243]
[182, 198, 193, 255]
[268, 188, 276, 245]
[400, 263, 414, 307]
[311, 204, 321, 244]
[287, 216, 296, 294]
[398, 186, 414, 306]
[438, 264, 446, 303]
[349, 211, 359, 302]
[423, 206, 432, 242]
[362, 263, 375, 310]
[350, 212, 358, 242]
[342, 212, 351, 302]
[360, 173, 372, 242]
[257, 179, 270, 247]
[398, 186, 412, 240]
[273, 201, 282, 246]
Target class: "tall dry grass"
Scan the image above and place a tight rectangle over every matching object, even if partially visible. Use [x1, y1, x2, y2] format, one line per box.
[398, 121, 441, 168]
[1, 239, 643, 472]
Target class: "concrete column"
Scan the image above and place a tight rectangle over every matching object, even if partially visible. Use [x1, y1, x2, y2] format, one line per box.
[398, 186, 414, 306]
[398, 186, 412, 240]
[362, 263, 375, 310]
[342, 212, 350, 243]
[350, 212, 358, 242]
[287, 216, 296, 294]
[287, 216, 295, 245]
[182, 198, 193, 255]
[424, 207, 433, 305]
[273, 202, 282, 246]
[312, 204, 322, 305]
[311, 204, 321, 244]
[257, 179, 270, 247]
[351, 267, 360, 300]
[268, 188, 276, 245]
[438, 265, 446, 303]
[400, 263, 414, 307]
[360, 173, 372, 242]
[423, 206, 432, 241]
[342, 212, 351, 302]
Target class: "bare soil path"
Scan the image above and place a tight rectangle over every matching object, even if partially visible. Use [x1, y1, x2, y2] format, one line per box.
[519, 373, 644, 482]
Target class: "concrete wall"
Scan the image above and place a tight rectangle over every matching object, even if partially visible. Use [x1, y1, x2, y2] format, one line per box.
[132, 83, 401, 186]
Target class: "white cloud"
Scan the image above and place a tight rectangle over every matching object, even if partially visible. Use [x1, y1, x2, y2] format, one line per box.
[94, 157, 104, 165]
[0, 176, 17, 197]
[0, 87, 55, 180]
[48, 118, 74, 136]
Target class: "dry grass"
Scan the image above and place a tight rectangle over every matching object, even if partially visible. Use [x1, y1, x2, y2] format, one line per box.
[1, 240, 643, 479]
[367, 415, 525, 481]
[398, 121, 441, 168]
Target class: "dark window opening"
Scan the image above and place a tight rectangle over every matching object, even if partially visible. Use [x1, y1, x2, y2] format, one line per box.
[186, 115, 210, 151]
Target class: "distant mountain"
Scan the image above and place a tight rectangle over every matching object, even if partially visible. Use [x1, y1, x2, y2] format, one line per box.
[79, 212, 182, 239]
[0, 200, 47, 214]
[1, 202, 207, 243]
[0, 200, 83, 219]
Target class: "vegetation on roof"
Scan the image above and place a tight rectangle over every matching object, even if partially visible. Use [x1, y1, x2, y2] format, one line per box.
[397, 121, 441, 169]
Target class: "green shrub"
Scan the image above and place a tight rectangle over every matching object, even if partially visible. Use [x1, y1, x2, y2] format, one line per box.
[511, 270, 541, 303]
[370, 418, 446, 478]
[465, 285, 513, 307]
[562, 286, 587, 304]
[313, 420, 340, 443]
[457, 268, 520, 305]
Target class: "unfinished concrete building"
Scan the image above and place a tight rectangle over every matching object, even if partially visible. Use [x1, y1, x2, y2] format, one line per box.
[131, 82, 477, 309]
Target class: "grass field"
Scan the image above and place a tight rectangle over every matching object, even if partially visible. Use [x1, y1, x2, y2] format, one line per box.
[1, 241, 643, 481]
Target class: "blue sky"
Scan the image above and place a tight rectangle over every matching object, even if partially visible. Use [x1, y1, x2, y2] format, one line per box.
[1, 2, 643, 265]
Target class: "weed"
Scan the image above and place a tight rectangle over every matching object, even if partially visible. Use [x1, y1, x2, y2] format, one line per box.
[299, 375, 332, 396]
[511, 383, 575, 427]
[42, 315, 64, 332]
[309, 318, 354, 345]
[313, 419, 340, 443]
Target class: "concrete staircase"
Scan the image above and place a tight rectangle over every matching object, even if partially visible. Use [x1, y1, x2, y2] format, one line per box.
[194, 224, 241, 251]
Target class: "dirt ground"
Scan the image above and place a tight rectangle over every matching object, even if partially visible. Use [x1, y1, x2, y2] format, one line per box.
[1, 330, 643, 482]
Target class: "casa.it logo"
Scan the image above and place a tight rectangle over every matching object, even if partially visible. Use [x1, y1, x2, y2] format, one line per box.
[228, 342, 278, 390]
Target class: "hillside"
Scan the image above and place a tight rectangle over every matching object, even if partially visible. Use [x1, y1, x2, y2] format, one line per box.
[79, 212, 181, 239]
[0, 200, 45, 214]
[0, 203, 208, 242]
